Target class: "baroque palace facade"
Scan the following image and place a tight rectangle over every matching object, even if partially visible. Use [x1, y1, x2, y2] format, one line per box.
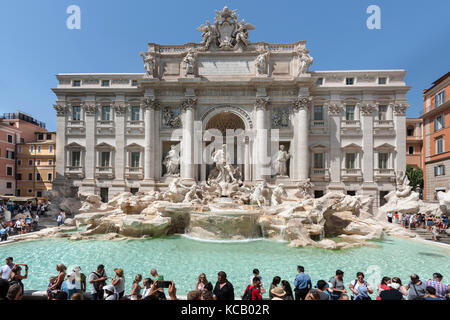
[52, 7, 410, 207]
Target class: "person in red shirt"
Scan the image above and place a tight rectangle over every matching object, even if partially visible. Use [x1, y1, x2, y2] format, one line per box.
[243, 277, 263, 300]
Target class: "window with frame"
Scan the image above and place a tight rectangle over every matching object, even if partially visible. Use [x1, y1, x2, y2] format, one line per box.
[6, 167, 13, 176]
[72, 80, 81, 87]
[101, 106, 111, 121]
[37, 191, 42, 197]
[38, 133, 44, 140]
[100, 151, 111, 167]
[37, 146, 41, 153]
[313, 106, 323, 121]
[28, 189, 32, 194]
[408, 146, 414, 155]
[436, 138, 444, 154]
[47, 133, 52, 140]
[434, 114, 445, 132]
[378, 77, 387, 85]
[378, 153, 389, 169]
[313, 153, 324, 168]
[435, 90, 446, 107]
[131, 106, 140, 121]
[102, 80, 110, 87]
[49, 146, 53, 153]
[345, 153, 356, 169]
[378, 105, 388, 120]
[30, 146, 34, 153]
[7, 135, 12, 143]
[28, 160, 33, 166]
[48, 173, 53, 181]
[434, 165, 445, 176]
[17, 160, 21, 166]
[345, 105, 355, 121]
[6, 182, 12, 189]
[316, 78, 323, 85]
[16, 173, 22, 181]
[345, 78, 354, 85]
[407, 126, 414, 136]
[36, 173, 41, 181]
[71, 151, 81, 167]
[130, 152, 140, 168]
[17, 146, 22, 153]
[72, 106, 81, 121]
[132, 80, 138, 86]
[28, 173, 33, 180]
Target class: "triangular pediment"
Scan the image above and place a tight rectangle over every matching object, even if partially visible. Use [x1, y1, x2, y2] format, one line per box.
[374, 143, 395, 150]
[341, 143, 362, 150]
[65, 142, 85, 149]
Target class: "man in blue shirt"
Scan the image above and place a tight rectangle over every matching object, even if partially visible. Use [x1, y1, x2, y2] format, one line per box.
[294, 265, 312, 300]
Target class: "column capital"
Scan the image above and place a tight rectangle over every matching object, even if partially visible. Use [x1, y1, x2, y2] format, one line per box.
[325, 103, 343, 115]
[53, 104, 68, 116]
[181, 97, 198, 111]
[141, 97, 160, 110]
[255, 97, 271, 111]
[292, 96, 311, 112]
[392, 103, 408, 116]
[113, 103, 127, 115]
[82, 103, 100, 115]
[360, 103, 377, 116]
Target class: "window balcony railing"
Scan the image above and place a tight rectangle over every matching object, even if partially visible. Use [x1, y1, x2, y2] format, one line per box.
[311, 168, 327, 175]
[311, 120, 326, 127]
[341, 168, 362, 181]
[125, 167, 144, 179]
[127, 120, 144, 127]
[98, 120, 114, 127]
[375, 168, 394, 175]
[374, 120, 394, 128]
[65, 166, 84, 178]
[342, 120, 360, 127]
[374, 168, 395, 181]
[68, 120, 85, 127]
[95, 166, 114, 178]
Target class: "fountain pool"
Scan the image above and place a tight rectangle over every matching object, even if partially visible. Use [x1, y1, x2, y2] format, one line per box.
[0, 236, 448, 297]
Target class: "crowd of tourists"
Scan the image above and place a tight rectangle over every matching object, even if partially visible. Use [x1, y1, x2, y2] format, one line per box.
[0, 202, 45, 241]
[386, 211, 449, 241]
[0, 257, 448, 301]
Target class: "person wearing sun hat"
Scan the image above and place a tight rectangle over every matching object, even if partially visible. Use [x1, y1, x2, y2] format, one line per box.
[270, 286, 287, 300]
[111, 268, 125, 298]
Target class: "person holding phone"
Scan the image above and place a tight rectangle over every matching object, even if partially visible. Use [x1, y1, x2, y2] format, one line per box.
[89, 265, 108, 300]
[111, 268, 125, 298]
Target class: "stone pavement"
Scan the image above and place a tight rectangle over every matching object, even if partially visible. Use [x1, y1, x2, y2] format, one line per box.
[411, 228, 450, 245]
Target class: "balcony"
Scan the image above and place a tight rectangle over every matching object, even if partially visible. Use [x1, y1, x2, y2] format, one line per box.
[65, 166, 84, 179]
[125, 167, 144, 179]
[341, 168, 363, 181]
[126, 120, 145, 135]
[310, 168, 330, 182]
[97, 121, 115, 135]
[310, 120, 327, 134]
[341, 120, 361, 136]
[95, 166, 114, 179]
[66, 120, 86, 135]
[374, 168, 395, 182]
[374, 120, 394, 135]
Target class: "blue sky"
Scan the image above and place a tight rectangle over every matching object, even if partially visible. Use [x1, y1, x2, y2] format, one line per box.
[1, 0, 449, 131]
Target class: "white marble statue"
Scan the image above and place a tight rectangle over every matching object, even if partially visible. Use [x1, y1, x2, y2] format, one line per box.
[163, 145, 180, 177]
[197, 20, 218, 50]
[271, 184, 288, 206]
[140, 53, 155, 78]
[250, 181, 271, 207]
[275, 145, 291, 177]
[296, 178, 313, 200]
[211, 144, 237, 183]
[184, 184, 202, 203]
[183, 49, 197, 76]
[255, 51, 270, 76]
[297, 48, 314, 75]
[234, 19, 254, 48]
[394, 170, 412, 197]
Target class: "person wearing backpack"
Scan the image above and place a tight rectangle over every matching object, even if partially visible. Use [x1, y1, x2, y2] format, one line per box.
[242, 277, 262, 300]
[89, 265, 108, 300]
[329, 270, 347, 300]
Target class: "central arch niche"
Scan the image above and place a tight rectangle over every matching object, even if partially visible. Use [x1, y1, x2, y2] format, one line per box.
[202, 112, 248, 182]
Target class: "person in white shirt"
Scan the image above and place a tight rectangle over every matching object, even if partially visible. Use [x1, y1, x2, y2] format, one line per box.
[141, 278, 154, 299]
[103, 285, 119, 300]
[0, 257, 15, 280]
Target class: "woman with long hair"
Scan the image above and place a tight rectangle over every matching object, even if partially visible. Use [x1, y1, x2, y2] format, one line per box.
[130, 274, 143, 300]
[376, 276, 391, 300]
[47, 264, 67, 299]
[281, 280, 294, 300]
[391, 277, 408, 298]
[196, 273, 208, 292]
[269, 276, 281, 300]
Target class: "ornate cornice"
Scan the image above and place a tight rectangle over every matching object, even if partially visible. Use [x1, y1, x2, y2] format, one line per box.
[392, 103, 408, 116]
[360, 103, 377, 116]
[181, 97, 198, 111]
[255, 97, 271, 111]
[82, 103, 99, 115]
[53, 104, 68, 116]
[326, 103, 343, 115]
[292, 96, 312, 111]
[141, 97, 160, 110]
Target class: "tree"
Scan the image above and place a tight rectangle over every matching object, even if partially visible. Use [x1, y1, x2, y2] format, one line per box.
[406, 165, 423, 189]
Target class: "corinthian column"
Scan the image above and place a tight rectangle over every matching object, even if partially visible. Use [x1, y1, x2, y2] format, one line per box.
[83, 103, 98, 184]
[181, 97, 197, 183]
[292, 96, 311, 180]
[255, 97, 270, 181]
[142, 97, 158, 182]
[113, 103, 126, 181]
[53, 103, 68, 188]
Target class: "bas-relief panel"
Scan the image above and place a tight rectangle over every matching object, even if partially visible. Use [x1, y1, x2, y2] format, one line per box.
[198, 57, 254, 75]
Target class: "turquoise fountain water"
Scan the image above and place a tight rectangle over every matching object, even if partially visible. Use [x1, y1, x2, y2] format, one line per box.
[0, 236, 448, 297]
